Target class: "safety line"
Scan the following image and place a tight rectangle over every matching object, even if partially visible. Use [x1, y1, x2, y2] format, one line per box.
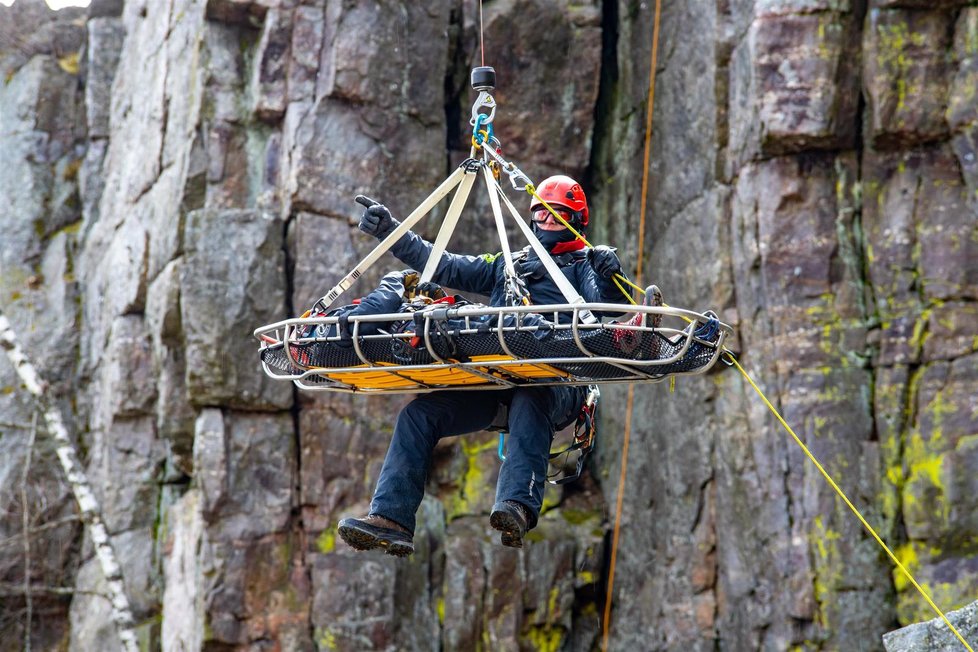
[602, 0, 662, 649]
[728, 354, 975, 651]
[526, 186, 639, 305]
[611, 276, 638, 306]
[574, 0, 971, 644]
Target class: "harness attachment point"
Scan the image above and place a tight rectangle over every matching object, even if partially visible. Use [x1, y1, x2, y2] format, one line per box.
[549, 385, 600, 485]
[470, 91, 497, 129]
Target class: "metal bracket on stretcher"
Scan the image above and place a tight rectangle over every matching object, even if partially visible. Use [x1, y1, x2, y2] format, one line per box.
[255, 302, 733, 393]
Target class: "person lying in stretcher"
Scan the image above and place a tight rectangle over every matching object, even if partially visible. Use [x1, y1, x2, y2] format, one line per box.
[291, 268, 665, 364]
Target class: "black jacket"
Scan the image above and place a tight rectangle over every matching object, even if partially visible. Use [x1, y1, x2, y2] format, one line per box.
[388, 231, 628, 321]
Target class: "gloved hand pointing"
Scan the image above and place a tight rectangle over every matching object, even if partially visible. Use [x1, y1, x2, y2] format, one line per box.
[356, 195, 399, 239]
[587, 245, 622, 279]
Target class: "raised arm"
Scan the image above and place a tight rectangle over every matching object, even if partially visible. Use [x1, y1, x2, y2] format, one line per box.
[358, 201, 497, 295]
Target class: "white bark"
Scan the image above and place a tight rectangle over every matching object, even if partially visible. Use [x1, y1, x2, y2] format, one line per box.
[0, 312, 140, 652]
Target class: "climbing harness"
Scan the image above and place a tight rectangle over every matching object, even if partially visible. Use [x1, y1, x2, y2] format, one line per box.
[493, 384, 600, 484]
[254, 65, 732, 394]
[548, 385, 600, 485]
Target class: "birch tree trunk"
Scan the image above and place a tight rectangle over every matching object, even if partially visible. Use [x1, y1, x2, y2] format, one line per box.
[0, 312, 139, 652]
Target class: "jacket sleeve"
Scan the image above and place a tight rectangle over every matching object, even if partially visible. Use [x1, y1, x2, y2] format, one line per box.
[353, 270, 411, 315]
[574, 254, 631, 317]
[343, 270, 412, 336]
[388, 230, 498, 295]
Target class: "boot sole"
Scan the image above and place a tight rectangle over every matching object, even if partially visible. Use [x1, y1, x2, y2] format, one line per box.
[337, 522, 414, 558]
[489, 510, 524, 549]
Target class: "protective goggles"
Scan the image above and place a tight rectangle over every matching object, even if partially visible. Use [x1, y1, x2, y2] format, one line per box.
[530, 207, 574, 224]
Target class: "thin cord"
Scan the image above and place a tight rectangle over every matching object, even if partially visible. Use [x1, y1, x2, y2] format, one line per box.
[728, 355, 975, 652]
[634, 0, 662, 286]
[479, 0, 485, 67]
[602, 1, 662, 649]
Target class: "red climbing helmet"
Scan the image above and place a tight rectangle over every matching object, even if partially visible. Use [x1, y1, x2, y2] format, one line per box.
[529, 175, 589, 227]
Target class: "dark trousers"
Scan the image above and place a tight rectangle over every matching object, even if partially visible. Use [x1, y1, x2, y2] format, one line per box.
[370, 386, 582, 534]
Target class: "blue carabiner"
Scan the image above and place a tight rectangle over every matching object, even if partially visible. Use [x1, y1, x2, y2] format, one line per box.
[473, 113, 487, 144]
[497, 432, 507, 462]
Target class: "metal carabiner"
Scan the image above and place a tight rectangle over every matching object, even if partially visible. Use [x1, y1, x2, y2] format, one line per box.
[470, 90, 497, 128]
[505, 163, 532, 192]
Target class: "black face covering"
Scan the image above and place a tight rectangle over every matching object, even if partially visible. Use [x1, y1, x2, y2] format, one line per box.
[532, 224, 578, 250]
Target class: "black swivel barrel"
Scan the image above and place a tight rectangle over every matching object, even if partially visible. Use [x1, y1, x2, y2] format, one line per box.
[470, 66, 496, 92]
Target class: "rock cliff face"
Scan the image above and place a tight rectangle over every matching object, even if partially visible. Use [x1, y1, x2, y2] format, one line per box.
[0, 0, 976, 650]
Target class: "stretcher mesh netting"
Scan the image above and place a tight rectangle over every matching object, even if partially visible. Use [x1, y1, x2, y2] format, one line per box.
[255, 304, 731, 392]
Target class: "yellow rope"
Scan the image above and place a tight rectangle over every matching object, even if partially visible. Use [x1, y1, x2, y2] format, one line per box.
[611, 276, 638, 306]
[727, 353, 975, 652]
[527, 186, 638, 304]
[524, 7, 971, 642]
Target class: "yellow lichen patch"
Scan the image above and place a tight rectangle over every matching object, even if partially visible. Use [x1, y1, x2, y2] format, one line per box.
[909, 308, 932, 355]
[886, 463, 904, 486]
[547, 587, 560, 619]
[909, 450, 945, 488]
[316, 528, 336, 554]
[879, 466, 902, 525]
[315, 627, 339, 650]
[525, 625, 564, 652]
[540, 487, 561, 515]
[893, 541, 920, 593]
[903, 429, 949, 522]
[925, 387, 958, 426]
[445, 437, 496, 520]
[811, 514, 844, 620]
[58, 52, 80, 75]
[812, 515, 842, 563]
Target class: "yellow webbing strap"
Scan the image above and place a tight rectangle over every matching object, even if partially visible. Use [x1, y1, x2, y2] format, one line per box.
[728, 353, 975, 651]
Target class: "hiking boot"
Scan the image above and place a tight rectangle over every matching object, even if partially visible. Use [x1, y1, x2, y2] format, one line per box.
[644, 284, 663, 327]
[337, 514, 414, 557]
[490, 501, 530, 549]
[613, 285, 664, 356]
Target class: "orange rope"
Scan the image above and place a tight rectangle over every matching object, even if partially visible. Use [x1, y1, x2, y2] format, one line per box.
[601, 1, 662, 649]
[633, 6, 661, 286]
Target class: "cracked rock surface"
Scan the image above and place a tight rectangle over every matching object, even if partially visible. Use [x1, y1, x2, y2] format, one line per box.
[0, 1, 976, 650]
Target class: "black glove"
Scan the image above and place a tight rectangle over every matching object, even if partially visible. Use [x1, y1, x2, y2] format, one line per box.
[356, 195, 399, 239]
[587, 245, 622, 279]
[416, 281, 447, 300]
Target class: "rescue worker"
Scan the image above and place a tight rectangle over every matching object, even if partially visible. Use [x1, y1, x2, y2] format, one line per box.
[337, 175, 630, 556]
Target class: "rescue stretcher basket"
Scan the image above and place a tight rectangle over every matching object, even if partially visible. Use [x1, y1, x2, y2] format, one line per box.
[254, 302, 733, 393]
